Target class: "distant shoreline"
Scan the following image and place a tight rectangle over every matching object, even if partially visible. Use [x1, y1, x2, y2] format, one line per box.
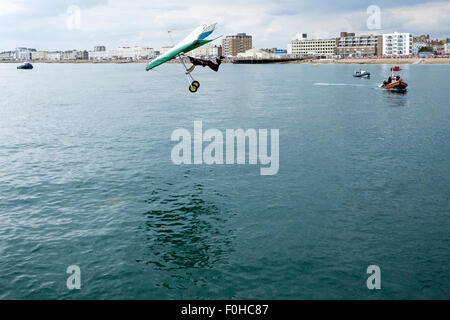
[2, 58, 450, 64]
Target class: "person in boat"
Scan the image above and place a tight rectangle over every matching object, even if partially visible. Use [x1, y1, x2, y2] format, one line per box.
[388, 76, 392, 83]
[185, 56, 224, 75]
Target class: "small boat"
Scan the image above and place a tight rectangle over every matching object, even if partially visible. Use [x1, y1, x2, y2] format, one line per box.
[391, 66, 402, 71]
[353, 69, 370, 78]
[17, 62, 33, 70]
[380, 75, 408, 92]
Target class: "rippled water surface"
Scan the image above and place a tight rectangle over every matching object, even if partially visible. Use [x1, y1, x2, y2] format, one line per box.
[0, 63, 449, 299]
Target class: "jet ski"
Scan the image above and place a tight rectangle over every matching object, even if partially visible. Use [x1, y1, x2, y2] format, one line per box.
[353, 69, 370, 78]
[17, 62, 33, 70]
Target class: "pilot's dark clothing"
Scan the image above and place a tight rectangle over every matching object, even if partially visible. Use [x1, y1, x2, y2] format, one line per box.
[188, 56, 222, 72]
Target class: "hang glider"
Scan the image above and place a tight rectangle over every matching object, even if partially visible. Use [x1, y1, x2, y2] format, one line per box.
[146, 23, 221, 93]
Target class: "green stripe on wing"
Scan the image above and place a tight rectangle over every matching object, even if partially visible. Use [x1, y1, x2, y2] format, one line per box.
[146, 39, 213, 71]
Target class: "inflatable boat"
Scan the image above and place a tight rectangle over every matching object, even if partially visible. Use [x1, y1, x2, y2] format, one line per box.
[380, 76, 408, 92]
[353, 70, 371, 78]
[17, 62, 33, 70]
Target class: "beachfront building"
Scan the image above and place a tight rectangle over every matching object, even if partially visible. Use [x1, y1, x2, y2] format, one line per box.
[413, 35, 432, 55]
[413, 40, 430, 55]
[445, 43, 450, 55]
[63, 50, 78, 60]
[31, 51, 48, 60]
[289, 34, 336, 57]
[287, 33, 307, 54]
[414, 35, 430, 43]
[189, 44, 222, 57]
[15, 47, 36, 60]
[0, 51, 14, 60]
[431, 39, 446, 55]
[160, 46, 173, 55]
[382, 32, 413, 56]
[222, 33, 252, 57]
[335, 32, 382, 57]
[48, 51, 62, 60]
[413, 42, 430, 55]
[88, 46, 155, 60]
[76, 50, 89, 60]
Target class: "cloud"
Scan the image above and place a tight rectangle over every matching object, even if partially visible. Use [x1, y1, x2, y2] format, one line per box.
[382, 1, 450, 34]
[0, 0, 449, 52]
[0, 0, 23, 16]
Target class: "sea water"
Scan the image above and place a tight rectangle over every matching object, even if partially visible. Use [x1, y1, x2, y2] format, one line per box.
[0, 63, 449, 299]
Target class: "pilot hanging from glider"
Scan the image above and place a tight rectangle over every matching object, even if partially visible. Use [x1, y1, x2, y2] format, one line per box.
[145, 23, 222, 93]
[185, 56, 225, 75]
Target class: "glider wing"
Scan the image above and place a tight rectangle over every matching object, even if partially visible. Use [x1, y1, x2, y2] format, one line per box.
[146, 23, 218, 71]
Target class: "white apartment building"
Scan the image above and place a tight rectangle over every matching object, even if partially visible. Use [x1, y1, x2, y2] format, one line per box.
[445, 43, 450, 55]
[287, 43, 292, 55]
[289, 35, 336, 57]
[88, 47, 155, 60]
[189, 44, 222, 57]
[382, 32, 413, 56]
[48, 51, 62, 60]
[413, 42, 429, 55]
[15, 47, 36, 60]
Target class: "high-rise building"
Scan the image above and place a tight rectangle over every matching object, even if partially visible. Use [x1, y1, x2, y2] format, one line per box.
[222, 33, 252, 56]
[335, 32, 382, 56]
[382, 32, 413, 56]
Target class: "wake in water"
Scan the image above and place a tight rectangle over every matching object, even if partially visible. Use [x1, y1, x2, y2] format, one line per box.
[314, 82, 368, 87]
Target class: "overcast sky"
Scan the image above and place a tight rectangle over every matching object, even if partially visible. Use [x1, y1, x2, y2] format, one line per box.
[1, 0, 449, 51]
